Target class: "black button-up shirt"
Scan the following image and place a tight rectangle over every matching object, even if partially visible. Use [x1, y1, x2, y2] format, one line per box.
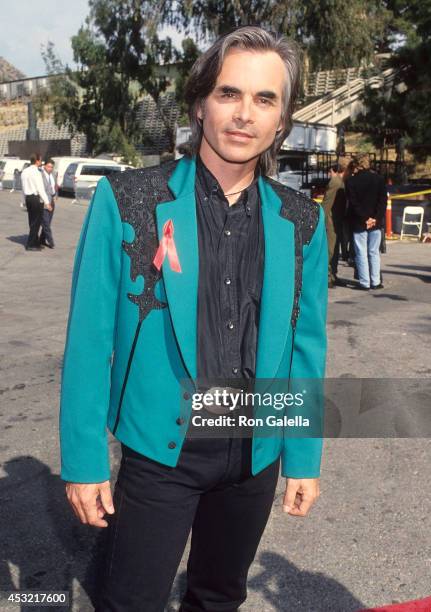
[195, 154, 265, 389]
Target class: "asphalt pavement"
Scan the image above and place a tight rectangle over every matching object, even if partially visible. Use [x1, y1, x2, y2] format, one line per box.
[0, 189, 430, 611]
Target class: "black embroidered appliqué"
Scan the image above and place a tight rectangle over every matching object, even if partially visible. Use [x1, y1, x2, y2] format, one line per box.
[107, 160, 178, 322]
[265, 178, 320, 329]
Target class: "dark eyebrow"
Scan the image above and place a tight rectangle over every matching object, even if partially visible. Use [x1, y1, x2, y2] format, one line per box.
[256, 90, 278, 100]
[215, 85, 279, 100]
[215, 85, 241, 95]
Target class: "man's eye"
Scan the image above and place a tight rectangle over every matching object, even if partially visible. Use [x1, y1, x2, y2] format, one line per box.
[259, 98, 271, 105]
[221, 92, 236, 98]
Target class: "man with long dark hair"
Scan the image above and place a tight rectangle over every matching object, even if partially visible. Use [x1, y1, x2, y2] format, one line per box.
[59, 26, 328, 611]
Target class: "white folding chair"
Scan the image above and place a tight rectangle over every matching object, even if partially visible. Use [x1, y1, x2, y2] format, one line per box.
[400, 206, 424, 241]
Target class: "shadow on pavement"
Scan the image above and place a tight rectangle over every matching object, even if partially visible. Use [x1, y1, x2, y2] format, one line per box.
[0, 455, 366, 612]
[247, 550, 366, 611]
[6, 235, 28, 247]
[0, 455, 109, 611]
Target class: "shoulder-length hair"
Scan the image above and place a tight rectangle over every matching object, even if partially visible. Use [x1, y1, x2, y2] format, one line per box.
[184, 25, 302, 176]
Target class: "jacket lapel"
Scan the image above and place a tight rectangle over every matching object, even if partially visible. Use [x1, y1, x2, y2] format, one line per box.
[155, 155, 296, 385]
[155, 156, 199, 382]
[255, 177, 295, 380]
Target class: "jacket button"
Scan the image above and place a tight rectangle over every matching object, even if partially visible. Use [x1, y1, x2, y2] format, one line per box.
[168, 441, 176, 449]
[183, 392, 191, 400]
[176, 417, 185, 425]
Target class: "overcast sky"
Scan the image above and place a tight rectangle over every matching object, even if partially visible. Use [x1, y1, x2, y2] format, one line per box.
[0, 0, 184, 78]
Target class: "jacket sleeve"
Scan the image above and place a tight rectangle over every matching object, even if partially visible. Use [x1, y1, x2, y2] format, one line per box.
[376, 176, 388, 222]
[281, 204, 328, 478]
[321, 177, 338, 217]
[59, 177, 123, 483]
[36, 168, 50, 207]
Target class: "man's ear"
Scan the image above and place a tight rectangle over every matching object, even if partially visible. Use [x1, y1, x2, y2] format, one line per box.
[197, 102, 205, 122]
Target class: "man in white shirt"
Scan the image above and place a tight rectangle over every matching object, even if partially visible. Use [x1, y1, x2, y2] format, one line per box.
[21, 153, 51, 251]
[40, 158, 56, 248]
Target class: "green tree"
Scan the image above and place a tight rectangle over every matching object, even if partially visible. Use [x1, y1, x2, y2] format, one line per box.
[357, 0, 431, 156]
[89, 0, 177, 149]
[173, 0, 390, 70]
[41, 0, 176, 161]
[301, 0, 392, 70]
[171, 0, 304, 39]
[173, 37, 200, 124]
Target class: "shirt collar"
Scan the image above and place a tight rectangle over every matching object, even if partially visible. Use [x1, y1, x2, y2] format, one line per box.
[196, 153, 260, 214]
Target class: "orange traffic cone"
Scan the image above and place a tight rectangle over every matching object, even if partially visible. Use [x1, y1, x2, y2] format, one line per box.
[386, 197, 393, 238]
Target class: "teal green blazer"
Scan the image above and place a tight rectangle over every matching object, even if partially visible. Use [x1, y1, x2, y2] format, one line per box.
[59, 155, 328, 483]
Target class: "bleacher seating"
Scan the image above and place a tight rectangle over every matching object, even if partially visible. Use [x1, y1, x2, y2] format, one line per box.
[0, 119, 87, 156]
[134, 91, 180, 155]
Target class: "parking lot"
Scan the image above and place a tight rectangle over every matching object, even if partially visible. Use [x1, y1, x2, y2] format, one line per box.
[0, 188, 430, 611]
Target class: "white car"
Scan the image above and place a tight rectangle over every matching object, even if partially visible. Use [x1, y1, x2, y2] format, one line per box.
[51, 156, 95, 193]
[62, 160, 125, 196]
[72, 162, 135, 201]
[0, 158, 30, 189]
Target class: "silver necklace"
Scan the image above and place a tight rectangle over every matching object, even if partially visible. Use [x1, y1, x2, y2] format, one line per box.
[223, 176, 255, 197]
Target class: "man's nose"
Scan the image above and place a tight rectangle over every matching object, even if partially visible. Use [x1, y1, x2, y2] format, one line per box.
[233, 96, 254, 124]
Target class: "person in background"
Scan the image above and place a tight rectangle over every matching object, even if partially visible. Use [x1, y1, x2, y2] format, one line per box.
[341, 160, 355, 263]
[40, 158, 56, 249]
[20, 153, 52, 251]
[321, 158, 349, 288]
[11, 168, 20, 193]
[345, 153, 387, 290]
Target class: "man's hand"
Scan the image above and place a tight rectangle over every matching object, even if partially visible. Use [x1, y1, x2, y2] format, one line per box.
[282, 478, 320, 517]
[65, 481, 115, 527]
[366, 217, 376, 229]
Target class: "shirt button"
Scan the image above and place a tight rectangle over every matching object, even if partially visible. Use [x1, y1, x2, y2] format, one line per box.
[227, 321, 234, 330]
[168, 441, 176, 449]
[232, 367, 239, 374]
[176, 417, 185, 425]
[183, 392, 191, 400]
[224, 277, 231, 285]
[224, 229, 231, 236]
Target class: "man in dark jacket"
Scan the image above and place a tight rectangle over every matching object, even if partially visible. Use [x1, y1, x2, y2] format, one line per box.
[345, 154, 387, 290]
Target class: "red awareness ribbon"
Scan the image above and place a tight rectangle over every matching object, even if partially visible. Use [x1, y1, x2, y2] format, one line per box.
[152, 219, 182, 273]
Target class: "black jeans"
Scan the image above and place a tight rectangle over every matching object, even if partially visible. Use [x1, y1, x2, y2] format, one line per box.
[97, 436, 280, 612]
[25, 195, 44, 248]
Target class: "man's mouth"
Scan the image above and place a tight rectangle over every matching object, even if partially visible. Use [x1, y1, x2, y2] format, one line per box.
[225, 130, 254, 139]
